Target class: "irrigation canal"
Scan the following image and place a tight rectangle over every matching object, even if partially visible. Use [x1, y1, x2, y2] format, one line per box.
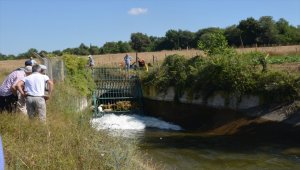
[91, 67, 300, 170]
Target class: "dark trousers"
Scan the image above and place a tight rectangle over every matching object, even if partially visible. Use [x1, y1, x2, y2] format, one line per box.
[0, 94, 18, 113]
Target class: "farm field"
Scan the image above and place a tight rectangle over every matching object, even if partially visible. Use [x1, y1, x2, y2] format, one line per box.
[91, 45, 300, 65]
[1, 45, 299, 82]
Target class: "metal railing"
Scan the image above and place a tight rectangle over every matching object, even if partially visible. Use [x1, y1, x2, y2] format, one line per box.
[92, 67, 143, 117]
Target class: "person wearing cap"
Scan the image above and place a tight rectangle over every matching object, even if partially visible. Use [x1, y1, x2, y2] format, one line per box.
[0, 66, 32, 113]
[39, 64, 47, 75]
[87, 55, 95, 69]
[25, 60, 33, 66]
[12, 66, 33, 114]
[16, 64, 53, 122]
[15, 59, 32, 72]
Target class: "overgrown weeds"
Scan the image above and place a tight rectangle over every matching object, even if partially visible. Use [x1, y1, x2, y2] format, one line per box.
[0, 74, 156, 169]
[1, 112, 151, 169]
[141, 52, 300, 104]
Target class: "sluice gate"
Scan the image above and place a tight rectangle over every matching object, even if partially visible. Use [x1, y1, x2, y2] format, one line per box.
[92, 67, 143, 117]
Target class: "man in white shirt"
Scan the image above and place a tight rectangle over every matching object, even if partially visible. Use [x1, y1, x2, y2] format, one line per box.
[16, 65, 53, 122]
[30, 57, 37, 65]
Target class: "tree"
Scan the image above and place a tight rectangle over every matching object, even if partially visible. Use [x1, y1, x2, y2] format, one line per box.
[194, 27, 223, 47]
[165, 30, 180, 50]
[52, 50, 63, 56]
[258, 16, 278, 45]
[39, 50, 48, 57]
[78, 43, 90, 55]
[275, 18, 300, 44]
[224, 25, 243, 47]
[130, 32, 151, 52]
[117, 41, 132, 53]
[197, 32, 231, 56]
[152, 37, 172, 51]
[102, 42, 120, 54]
[178, 30, 195, 49]
[237, 17, 260, 46]
[89, 45, 100, 55]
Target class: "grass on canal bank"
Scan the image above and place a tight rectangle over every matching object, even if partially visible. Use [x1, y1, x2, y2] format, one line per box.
[0, 82, 157, 169]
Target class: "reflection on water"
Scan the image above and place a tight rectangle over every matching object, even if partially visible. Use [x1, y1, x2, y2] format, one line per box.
[91, 114, 300, 170]
[140, 130, 300, 170]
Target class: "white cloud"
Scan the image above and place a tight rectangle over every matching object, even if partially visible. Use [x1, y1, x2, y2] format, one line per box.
[128, 8, 148, 15]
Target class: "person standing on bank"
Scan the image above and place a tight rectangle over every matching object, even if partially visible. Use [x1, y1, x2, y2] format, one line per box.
[88, 55, 95, 70]
[124, 53, 132, 71]
[0, 66, 32, 113]
[16, 65, 54, 122]
[30, 57, 37, 65]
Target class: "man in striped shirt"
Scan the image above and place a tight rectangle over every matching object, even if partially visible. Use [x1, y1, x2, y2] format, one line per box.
[0, 66, 32, 113]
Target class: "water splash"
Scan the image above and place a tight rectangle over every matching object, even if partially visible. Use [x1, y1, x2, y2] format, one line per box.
[91, 114, 182, 131]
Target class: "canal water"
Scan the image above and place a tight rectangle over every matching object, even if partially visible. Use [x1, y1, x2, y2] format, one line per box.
[91, 114, 300, 170]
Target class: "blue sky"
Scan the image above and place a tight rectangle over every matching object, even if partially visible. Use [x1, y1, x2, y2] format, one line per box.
[0, 0, 299, 55]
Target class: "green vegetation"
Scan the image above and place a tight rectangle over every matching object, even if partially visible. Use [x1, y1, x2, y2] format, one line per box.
[147, 33, 299, 103]
[267, 55, 300, 64]
[63, 54, 96, 96]
[1, 16, 300, 58]
[142, 39, 300, 103]
[198, 31, 233, 56]
[1, 82, 152, 169]
[0, 59, 155, 169]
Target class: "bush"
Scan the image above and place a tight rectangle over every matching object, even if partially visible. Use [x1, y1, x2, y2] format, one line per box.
[256, 72, 299, 103]
[142, 54, 188, 100]
[197, 32, 235, 56]
[142, 52, 300, 104]
[63, 54, 95, 96]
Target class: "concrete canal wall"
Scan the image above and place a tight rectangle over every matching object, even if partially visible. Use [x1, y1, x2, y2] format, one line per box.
[142, 86, 300, 130]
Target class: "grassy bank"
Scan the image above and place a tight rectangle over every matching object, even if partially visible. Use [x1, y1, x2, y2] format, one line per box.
[0, 57, 156, 169]
[0, 81, 156, 169]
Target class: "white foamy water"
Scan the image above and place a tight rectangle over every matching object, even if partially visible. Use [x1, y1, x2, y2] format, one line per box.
[91, 114, 182, 131]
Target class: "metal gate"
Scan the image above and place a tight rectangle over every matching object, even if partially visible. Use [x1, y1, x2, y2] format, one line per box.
[92, 67, 143, 117]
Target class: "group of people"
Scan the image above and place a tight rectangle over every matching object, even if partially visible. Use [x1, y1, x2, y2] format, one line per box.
[0, 57, 53, 122]
[124, 54, 148, 71]
[87, 54, 149, 71]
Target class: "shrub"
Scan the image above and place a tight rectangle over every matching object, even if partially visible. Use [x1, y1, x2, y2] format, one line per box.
[63, 54, 95, 96]
[142, 52, 300, 104]
[197, 32, 235, 56]
[256, 72, 299, 103]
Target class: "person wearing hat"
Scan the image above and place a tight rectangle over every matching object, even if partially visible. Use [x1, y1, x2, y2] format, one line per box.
[12, 66, 33, 114]
[16, 64, 53, 122]
[87, 55, 95, 69]
[14, 59, 32, 72]
[25, 60, 33, 66]
[0, 66, 32, 113]
[39, 64, 47, 75]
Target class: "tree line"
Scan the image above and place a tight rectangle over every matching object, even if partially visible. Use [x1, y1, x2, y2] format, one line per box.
[1, 16, 299, 60]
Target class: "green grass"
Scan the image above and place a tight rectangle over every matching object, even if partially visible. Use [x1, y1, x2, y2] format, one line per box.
[268, 54, 300, 64]
[0, 81, 156, 169]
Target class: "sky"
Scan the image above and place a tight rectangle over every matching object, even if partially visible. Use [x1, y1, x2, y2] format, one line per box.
[0, 0, 299, 55]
